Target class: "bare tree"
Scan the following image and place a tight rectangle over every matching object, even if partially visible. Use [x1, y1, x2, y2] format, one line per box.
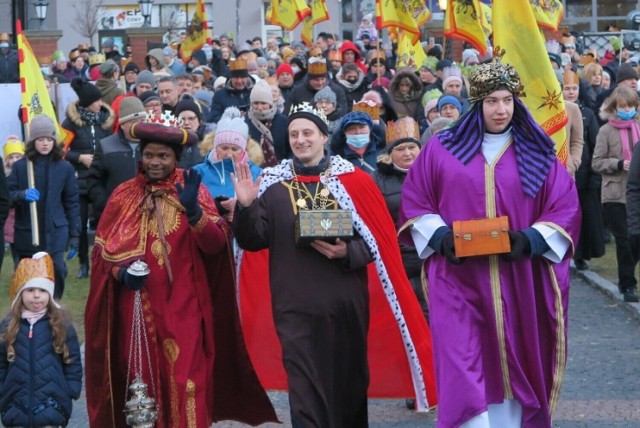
[70, 0, 104, 46]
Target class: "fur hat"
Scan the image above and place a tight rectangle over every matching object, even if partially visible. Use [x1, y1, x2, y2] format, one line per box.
[135, 70, 157, 88]
[174, 98, 203, 122]
[213, 107, 249, 151]
[100, 59, 118, 77]
[71, 77, 102, 108]
[119, 97, 147, 124]
[10, 252, 58, 309]
[250, 79, 274, 105]
[27, 115, 57, 143]
[313, 86, 337, 106]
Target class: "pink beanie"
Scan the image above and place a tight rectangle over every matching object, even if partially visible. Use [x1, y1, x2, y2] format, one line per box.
[212, 107, 249, 162]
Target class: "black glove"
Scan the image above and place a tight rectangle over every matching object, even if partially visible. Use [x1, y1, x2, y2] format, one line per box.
[66, 236, 79, 260]
[176, 169, 202, 224]
[501, 231, 532, 261]
[439, 231, 463, 265]
[118, 267, 147, 291]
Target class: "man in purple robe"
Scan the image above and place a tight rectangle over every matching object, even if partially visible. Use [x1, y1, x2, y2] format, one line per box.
[398, 57, 581, 427]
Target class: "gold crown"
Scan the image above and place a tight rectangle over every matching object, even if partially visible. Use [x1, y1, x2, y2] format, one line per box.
[386, 117, 420, 145]
[328, 50, 341, 61]
[10, 254, 54, 303]
[352, 100, 380, 120]
[229, 58, 247, 71]
[38, 56, 52, 65]
[89, 53, 105, 66]
[146, 110, 185, 128]
[308, 58, 327, 76]
[290, 102, 328, 124]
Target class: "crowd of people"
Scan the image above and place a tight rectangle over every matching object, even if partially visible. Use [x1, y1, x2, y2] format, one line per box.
[0, 24, 637, 427]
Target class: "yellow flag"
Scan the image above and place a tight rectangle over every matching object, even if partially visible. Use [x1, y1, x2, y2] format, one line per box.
[180, 0, 211, 61]
[301, 0, 330, 47]
[479, 2, 492, 40]
[16, 20, 73, 148]
[376, 0, 431, 45]
[493, 0, 568, 164]
[444, 0, 487, 55]
[395, 30, 426, 70]
[530, 0, 563, 31]
[266, 0, 311, 31]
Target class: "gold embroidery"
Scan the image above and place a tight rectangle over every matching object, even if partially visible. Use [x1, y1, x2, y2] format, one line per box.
[163, 339, 180, 427]
[190, 213, 209, 233]
[148, 197, 181, 238]
[485, 140, 514, 399]
[547, 264, 566, 415]
[151, 239, 172, 268]
[186, 379, 197, 427]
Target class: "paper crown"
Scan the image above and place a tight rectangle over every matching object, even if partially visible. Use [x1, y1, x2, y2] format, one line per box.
[563, 70, 580, 86]
[386, 117, 420, 145]
[368, 49, 386, 64]
[89, 53, 105, 66]
[352, 100, 380, 120]
[328, 50, 341, 62]
[468, 46, 525, 104]
[38, 56, 52, 65]
[308, 58, 327, 76]
[145, 110, 185, 127]
[10, 252, 56, 309]
[4, 140, 25, 158]
[290, 101, 328, 124]
[229, 58, 248, 71]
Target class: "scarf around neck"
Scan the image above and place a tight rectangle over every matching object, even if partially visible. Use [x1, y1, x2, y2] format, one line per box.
[608, 118, 640, 161]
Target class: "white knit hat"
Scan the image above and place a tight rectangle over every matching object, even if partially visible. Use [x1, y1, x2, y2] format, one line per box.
[250, 79, 274, 105]
[213, 107, 248, 150]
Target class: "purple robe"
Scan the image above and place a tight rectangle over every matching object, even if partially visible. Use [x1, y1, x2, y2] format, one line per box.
[398, 135, 581, 427]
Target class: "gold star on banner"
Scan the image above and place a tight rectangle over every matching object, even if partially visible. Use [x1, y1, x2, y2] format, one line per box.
[538, 89, 562, 111]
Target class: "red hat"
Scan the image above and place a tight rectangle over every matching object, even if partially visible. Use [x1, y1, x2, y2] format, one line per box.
[277, 63, 294, 78]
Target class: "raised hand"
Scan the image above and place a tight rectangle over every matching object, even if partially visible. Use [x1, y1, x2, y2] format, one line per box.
[231, 162, 262, 207]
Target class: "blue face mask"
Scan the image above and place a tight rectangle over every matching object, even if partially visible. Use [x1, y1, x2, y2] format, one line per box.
[616, 108, 637, 120]
[346, 134, 369, 149]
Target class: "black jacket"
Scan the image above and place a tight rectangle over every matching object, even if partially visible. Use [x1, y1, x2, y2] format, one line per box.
[245, 112, 291, 162]
[61, 100, 116, 195]
[206, 78, 255, 123]
[627, 142, 640, 237]
[0, 49, 19, 83]
[87, 129, 141, 217]
[284, 78, 348, 117]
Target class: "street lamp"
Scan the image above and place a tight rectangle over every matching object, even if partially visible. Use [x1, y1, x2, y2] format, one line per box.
[138, 0, 154, 28]
[33, 0, 48, 30]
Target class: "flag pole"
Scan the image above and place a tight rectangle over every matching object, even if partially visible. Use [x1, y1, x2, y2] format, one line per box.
[26, 159, 39, 247]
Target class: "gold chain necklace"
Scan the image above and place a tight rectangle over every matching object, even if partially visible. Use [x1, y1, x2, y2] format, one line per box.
[290, 159, 332, 210]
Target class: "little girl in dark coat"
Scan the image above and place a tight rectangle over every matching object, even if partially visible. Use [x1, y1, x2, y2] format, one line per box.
[0, 252, 82, 427]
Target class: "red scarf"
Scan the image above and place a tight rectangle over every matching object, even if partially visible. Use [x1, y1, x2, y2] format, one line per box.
[609, 118, 640, 161]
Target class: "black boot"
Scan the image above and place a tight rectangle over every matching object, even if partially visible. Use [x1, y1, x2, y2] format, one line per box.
[623, 288, 639, 303]
[77, 263, 89, 279]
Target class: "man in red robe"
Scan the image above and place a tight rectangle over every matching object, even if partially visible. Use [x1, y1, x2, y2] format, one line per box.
[85, 119, 277, 427]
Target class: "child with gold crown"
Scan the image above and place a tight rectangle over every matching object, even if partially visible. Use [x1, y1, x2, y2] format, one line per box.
[0, 252, 82, 426]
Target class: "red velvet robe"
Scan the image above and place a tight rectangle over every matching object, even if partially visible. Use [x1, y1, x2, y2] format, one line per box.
[85, 168, 277, 427]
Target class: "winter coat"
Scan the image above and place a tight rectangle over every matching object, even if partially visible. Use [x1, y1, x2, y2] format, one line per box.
[178, 139, 205, 170]
[564, 100, 584, 176]
[0, 49, 19, 83]
[145, 48, 173, 76]
[94, 78, 124, 107]
[194, 157, 262, 199]
[626, 142, 640, 236]
[7, 155, 81, 256]
[0, 315, 82, 427]
[372, 161, 422, 277]
[389, 69, 424, 122]
[575, 103, 601, 191]
[61, 100, 115, 196]
[592, 113, 640, 205]
[336, 67, 368, 106]
[206, 77, 255, 123]
[86, 129, 140, 218]
[284, 79, 348, 117]
[245, 111, 291, 162]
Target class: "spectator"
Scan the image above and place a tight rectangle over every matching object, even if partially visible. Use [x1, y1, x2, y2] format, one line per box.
[0, 33, 19, 83]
